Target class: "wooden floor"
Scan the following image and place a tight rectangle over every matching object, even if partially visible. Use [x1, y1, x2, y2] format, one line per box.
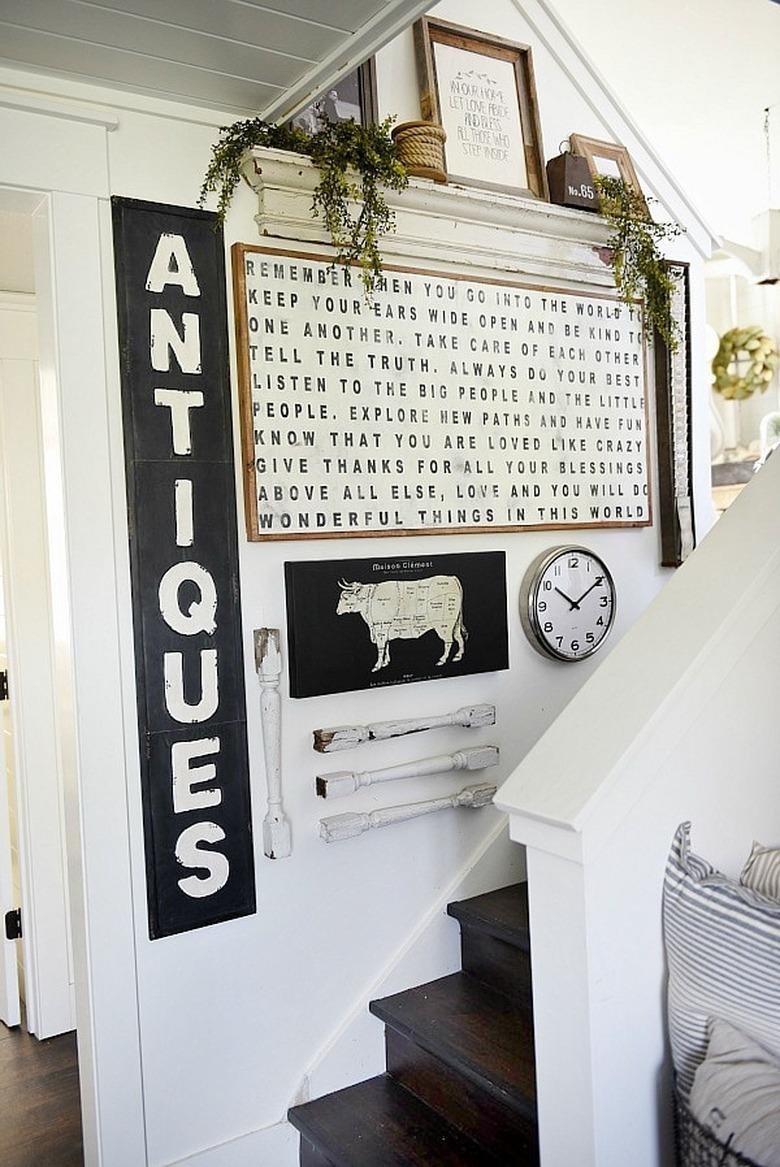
[0, 1019, 82, 1166]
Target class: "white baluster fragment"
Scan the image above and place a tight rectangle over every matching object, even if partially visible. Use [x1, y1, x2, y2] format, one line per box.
[319, 782, 496, 843]
[313, 703, 495, 753]
[254, 628, 291, 859]
[316, 744, 499, 800]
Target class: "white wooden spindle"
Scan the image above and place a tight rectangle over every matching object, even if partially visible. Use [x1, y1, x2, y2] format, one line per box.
[316, 745, 499, 799]
[319, 782, 497, 843]
[313, 703, 495, 752]
[254, 628, 291, 859]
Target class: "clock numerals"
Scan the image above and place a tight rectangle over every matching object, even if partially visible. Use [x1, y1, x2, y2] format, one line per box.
[520, 545, 616, 663]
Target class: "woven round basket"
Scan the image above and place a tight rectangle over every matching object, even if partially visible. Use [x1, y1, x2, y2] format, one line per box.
[391, 120, 447, 183]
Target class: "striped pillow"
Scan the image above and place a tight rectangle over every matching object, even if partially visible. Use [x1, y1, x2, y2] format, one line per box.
[741, 841, 780, 902]
[662, 822, 780, 1098]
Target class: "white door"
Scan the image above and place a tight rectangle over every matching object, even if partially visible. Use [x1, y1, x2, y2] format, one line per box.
[0, 683, 20, 1028]
[0, 296, 74, 1038]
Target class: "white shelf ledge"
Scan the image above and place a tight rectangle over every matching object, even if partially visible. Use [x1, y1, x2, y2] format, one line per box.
[241, 147, 616, 289]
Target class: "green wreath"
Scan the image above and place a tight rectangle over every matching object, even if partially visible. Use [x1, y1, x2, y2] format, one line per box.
[712, 326, 780, 401]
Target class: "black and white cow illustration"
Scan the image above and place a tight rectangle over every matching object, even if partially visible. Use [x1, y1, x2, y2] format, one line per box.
[336, 575, 467, 672]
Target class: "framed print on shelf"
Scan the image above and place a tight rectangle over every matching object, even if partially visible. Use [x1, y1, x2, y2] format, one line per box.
[289, 59, 378, 134]
[413, 17, 547, 199]
[569, 134, 647, 209]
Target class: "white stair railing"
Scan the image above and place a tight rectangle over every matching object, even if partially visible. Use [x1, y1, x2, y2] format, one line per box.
[496, 451, 780, 1167]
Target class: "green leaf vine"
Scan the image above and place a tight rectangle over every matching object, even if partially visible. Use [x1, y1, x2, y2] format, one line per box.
[199, 116, 408, 294]
[595, 175, 684, 350]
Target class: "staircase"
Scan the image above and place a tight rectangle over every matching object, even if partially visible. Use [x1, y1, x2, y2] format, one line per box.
[288, 883, 537, 1166]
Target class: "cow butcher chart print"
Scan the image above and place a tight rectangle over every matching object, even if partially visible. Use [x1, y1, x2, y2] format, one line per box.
[285, 552, 508, 698]
[337, 576, 467, 672]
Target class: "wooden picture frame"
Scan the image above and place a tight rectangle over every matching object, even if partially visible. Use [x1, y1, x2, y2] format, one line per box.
[290, 59, 378, 133]
[413, 17, 547, 199]
[231, 242, 652, 542]
[654, 260, 695, 566]
[569, 134, 646, 208]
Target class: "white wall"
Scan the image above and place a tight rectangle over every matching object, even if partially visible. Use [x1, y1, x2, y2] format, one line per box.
[122, 124, 675, 1159]
[548, 0, 780, 246]
[0, 0, 715, 1161]
[706, 267, 780, 455]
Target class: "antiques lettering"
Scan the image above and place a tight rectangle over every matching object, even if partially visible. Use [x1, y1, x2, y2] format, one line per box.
[147, 233, 231, 900]
[115, 200, 255, 938]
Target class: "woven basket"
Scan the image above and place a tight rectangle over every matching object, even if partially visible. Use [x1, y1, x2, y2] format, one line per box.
[675, 1090, 764, 1167]
[391, 120, 447, 183]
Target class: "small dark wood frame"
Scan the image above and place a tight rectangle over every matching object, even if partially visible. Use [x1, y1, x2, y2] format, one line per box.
[569, 134, 647, 211]
[654, 260, 696, 567]
[292, 59, 378, 129]
[357, 59, 379, 126]
[413, 17, 547, 200]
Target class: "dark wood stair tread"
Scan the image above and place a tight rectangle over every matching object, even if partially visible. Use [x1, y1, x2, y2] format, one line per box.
[447, 883, 529, 950]
[288, 1074, 499, 1166]
[369, 972, 535, 1116]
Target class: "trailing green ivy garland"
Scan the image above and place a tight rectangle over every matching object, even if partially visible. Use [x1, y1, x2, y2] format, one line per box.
[711, 326, 780, 400]
[199, 116, 408, 294]
[594, 175, 684, 351]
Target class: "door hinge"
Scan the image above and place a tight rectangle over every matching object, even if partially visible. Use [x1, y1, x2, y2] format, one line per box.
[4, 908, 21, 941]
[0, 671, 8, 701]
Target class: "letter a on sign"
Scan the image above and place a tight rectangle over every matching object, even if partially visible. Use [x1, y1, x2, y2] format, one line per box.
[112, 197, 256, 939]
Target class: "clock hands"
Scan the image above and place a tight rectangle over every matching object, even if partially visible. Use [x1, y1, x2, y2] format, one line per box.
[571, 578, 604, 608]
[554, 586, 580, 610]
[555, 577, 605, 611]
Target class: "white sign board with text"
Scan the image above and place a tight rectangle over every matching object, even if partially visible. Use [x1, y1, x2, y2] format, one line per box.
[433, 41, 527, 190]
[232, 246, 650, 541]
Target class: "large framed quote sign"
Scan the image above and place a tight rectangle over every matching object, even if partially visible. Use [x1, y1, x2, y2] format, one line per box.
[232, 244, 651, 541]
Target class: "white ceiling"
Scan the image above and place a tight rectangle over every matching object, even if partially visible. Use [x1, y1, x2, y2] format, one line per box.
[0, 0, 431, 117]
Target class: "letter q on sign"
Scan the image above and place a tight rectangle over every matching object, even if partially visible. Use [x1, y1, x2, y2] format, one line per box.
[159, 561, 218, 635]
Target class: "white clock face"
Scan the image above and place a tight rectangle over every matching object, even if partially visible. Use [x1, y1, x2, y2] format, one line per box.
[521, 546, 616, 662]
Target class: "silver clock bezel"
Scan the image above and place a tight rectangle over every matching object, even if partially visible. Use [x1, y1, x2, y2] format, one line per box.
[519, 544, 617, 663]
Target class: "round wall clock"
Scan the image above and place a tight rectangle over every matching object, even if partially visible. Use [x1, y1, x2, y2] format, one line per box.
[520, 545, 616, 662]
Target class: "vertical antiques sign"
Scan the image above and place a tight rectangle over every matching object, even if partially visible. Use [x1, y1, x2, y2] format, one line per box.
[113, 198, 255, 939]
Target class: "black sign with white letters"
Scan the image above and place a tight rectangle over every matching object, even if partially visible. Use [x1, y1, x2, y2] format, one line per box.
[113, 198, 255, 939]
[285, 551, 508, 698]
